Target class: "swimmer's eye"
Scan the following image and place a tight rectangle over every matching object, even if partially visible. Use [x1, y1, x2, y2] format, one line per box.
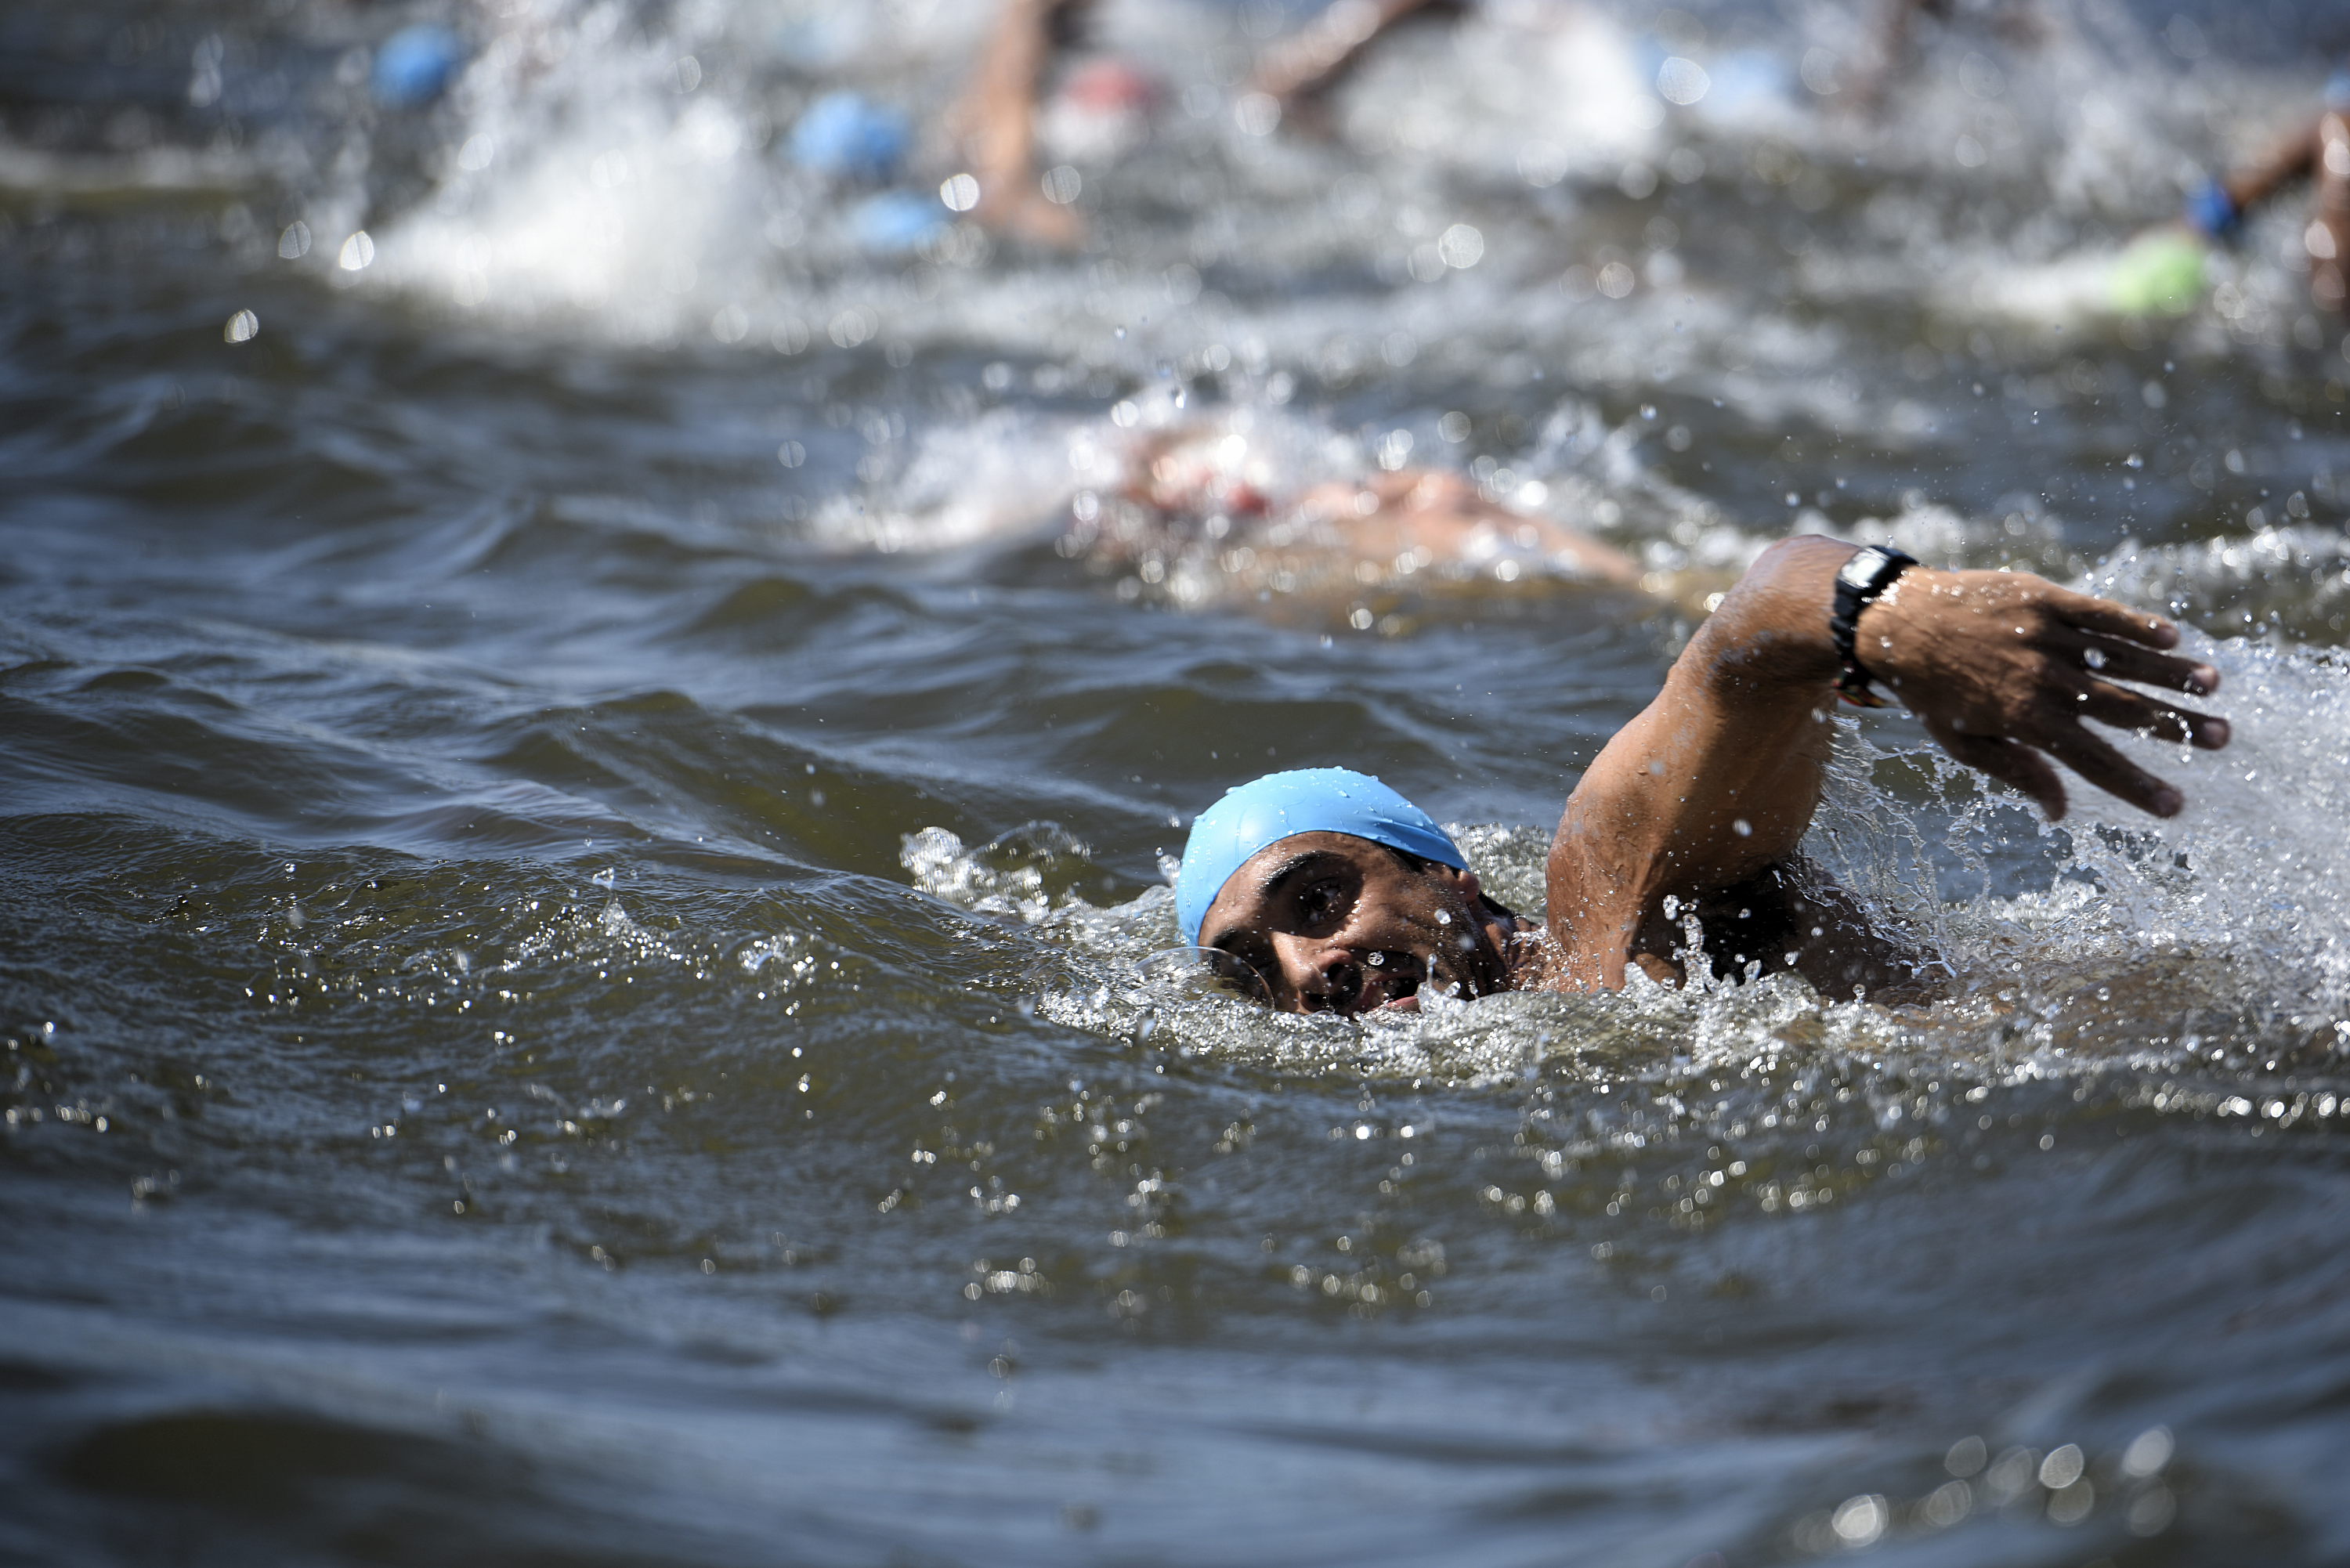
[1296, 879, 1347, 930]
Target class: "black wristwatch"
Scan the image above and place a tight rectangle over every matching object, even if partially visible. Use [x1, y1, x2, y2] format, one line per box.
[1830, 545, 1916, 708]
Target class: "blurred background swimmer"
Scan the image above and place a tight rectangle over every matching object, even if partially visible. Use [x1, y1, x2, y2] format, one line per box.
[2092, 57, 2350, 320]
[2175, 62, 2350, 315]
[1246, 0, 1463, 132]
[1242, 0, 1799, 143]
[1068, 413, 1650, 612]
[854, 401, 1669, 622]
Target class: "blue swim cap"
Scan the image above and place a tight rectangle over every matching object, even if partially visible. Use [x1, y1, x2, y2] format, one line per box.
[372, 25, 465, 109]
[849, 190, 948, 255]
[1175, 768, 1466, 947]
[789, 92, 910, 183]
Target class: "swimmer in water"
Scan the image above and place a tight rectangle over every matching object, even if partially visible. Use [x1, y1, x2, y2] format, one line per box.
[1115, 421, 1636, 578]
[1063, 418, 1649, 614]
[1177, 536, 2231, 1013]
[2178, 66, 2350, 314]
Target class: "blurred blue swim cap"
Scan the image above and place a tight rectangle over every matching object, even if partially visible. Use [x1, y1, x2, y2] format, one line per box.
[789, 92, 910, 182]
[848, 190, 948, 255]
[1175, 768, 1465, 947]
[372, 25, 465, 108]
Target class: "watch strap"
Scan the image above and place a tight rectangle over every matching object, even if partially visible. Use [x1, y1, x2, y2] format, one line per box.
[1830, 546, 1916, 708]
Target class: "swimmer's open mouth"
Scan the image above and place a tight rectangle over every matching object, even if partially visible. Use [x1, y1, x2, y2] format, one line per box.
[1347, 956, 1424, 1015]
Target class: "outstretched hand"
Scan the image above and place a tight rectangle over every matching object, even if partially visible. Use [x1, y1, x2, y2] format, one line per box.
[1859, 568, 2230, 819]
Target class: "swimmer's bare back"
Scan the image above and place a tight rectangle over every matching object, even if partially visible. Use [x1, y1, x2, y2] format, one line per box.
[1288, 470, 1641, 589]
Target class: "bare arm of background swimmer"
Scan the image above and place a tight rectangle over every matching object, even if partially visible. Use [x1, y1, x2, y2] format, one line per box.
[945, 0, 1086, 247]
[1542, 535, 2232, 990]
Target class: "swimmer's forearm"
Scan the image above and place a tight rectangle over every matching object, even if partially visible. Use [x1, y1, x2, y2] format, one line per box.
[956, 0, 1058, 188]
[1251, 0, 1441, 103]
[2225, 121, 2322, 214]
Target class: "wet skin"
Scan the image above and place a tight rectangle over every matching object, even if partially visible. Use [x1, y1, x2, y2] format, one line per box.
[1198, 833, 1525, 1015]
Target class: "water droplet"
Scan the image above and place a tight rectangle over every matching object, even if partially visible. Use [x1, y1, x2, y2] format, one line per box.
[1656, 56, 1711, 106]
[1830, 1495, 1885, 1546]
[1436, 223, 1484, 269]
[939, 172, 980, 212]
[2120, 1426, 2173, 1477]
[2038, 1444, 2084, 1489]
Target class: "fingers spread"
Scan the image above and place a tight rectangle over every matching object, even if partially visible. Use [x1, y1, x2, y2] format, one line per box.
[2050, 628, 2222, 697]
[1929, 722, 2068, 820]
[2071, 681, 2232, 750]
[2039, 724, 2184, 818]
[2046, 587, 2180, 650]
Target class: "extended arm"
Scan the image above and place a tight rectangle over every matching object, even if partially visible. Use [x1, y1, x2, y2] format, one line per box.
[2212, 108, 2350, 313]
[1542, 537, 2229, 991]
[944, 0, 1088, 247]
[2222, 119, 2321, 215]
[1247, 0, 1449, 116]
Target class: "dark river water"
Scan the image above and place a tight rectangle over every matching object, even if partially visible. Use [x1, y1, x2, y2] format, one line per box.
[9, 1, 2350, 1563]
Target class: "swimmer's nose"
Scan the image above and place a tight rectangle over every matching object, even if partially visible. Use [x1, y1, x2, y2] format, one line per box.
[1282, 938, 1360, 1013]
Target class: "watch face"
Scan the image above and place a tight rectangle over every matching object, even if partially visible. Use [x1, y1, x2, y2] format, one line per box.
[1836, 551, 1882, 591]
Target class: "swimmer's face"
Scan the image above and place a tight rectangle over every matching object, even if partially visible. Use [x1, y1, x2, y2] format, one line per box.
[1198, 832, 1512, 1016]
[1135, 432, 1271, 521]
